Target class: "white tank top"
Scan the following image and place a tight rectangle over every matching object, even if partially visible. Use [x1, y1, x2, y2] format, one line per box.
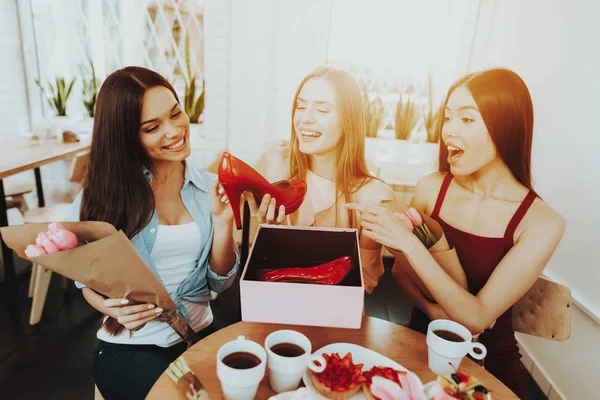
[97, 222, 213, 347]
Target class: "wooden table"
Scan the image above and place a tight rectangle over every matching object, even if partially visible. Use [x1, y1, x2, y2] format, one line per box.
[0, 137, 91, 307]
[147, 317, 518, 399]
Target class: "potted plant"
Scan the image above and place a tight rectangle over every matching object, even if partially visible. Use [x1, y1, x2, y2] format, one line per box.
[422, 72, 442, 143]
[182, 32, 205, 145]
[368, 96, 385, 138]
[418, 72, 443, 166]
[394, 93, 419, 141]
[35, 76, 76, 139]
[79, 58, 100, 135]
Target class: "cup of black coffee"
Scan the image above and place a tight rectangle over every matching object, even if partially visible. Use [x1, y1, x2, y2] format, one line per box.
[217, 335, 266, 400]
[264, 330, 326, 393]
[426, 320, 487, 375]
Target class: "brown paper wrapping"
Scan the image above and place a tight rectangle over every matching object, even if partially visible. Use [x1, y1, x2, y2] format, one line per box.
[176, 372, 211, 399]
[380, 201, 468, 300]
[0, 221, 200, 346]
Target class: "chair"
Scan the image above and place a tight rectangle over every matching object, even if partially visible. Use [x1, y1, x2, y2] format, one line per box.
[26, 151, 90, 325]
[512, 277, 571, 341]
[4, 179, 33, 213]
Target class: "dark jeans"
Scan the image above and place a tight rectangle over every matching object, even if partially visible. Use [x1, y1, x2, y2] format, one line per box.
[92, 322, 218, 400]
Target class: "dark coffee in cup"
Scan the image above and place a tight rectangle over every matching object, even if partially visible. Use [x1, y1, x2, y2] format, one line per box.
[270, 342, 305, 357]
[433, 329, 466, 342]
[222, 351, 261, 369]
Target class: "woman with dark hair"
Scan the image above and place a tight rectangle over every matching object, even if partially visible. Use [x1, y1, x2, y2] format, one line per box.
[65, 66, 239, 400]
[347, 68, 565, 398]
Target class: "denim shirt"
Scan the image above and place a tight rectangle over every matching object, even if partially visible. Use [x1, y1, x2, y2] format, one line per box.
[65, 160, 239, 322]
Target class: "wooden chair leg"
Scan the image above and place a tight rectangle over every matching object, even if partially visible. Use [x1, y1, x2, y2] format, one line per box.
[28, 263, 38, 298]
[12, 194, 29, 213]
[29, 265, 53, 325]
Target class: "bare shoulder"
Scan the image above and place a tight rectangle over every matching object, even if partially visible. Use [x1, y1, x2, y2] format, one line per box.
[255, 146, 290, 180]
[521, 198, 565, 240]
[412, 171, 447, 214]
[355, 178, 394, 205]
[258, 146, 290, 166]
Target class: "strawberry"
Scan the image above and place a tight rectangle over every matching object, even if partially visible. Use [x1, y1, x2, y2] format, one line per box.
[312, 352, 366, 392]
[457, 372, 469, 383]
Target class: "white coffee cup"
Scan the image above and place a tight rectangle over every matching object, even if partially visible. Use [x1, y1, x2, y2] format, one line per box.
[426, 320, 487, 375]
[216, 335, 267, 400]
[264, 330, 326, 393]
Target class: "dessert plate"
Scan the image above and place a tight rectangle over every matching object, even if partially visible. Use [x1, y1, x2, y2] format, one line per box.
[301, 342, 408, 399]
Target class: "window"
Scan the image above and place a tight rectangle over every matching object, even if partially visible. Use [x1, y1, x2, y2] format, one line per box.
[327, 0, 479, 142]
[28, 0, 205, 120]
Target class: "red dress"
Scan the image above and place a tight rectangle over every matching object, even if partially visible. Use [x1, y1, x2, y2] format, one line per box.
[408, 173, 536, 399]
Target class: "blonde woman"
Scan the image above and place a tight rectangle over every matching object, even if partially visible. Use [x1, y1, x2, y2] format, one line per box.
[247, 66, 394, 293]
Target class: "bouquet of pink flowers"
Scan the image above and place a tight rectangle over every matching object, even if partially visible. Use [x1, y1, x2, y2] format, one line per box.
[394, 207, 439, 249]
[24, 222, 80, 257]
[1, 221, 200, 346]
[379, 200, 468, 300]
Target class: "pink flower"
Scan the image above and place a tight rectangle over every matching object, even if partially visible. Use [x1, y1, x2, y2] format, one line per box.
[25, 244, 47, 258]
[398, 371, 426, 400]
[35, 232, 60, 254]
[371, 376, 407, 400]
[48, 222, 69, 233]
[406, 207, 424, 226]
[47, 228, 79, 250]
[370, 372, 426, 400]
[394, 212, 414, 231]
[428, 383, 457, 400]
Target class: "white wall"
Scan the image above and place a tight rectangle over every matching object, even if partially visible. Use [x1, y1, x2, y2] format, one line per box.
[0, 0, 29, 140]
[475, 0, 600, 398]
[226, 0, 330, 166]
[190, 0, 231, 170]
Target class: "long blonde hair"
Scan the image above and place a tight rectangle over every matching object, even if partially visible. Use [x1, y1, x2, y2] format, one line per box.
[289, 66, 376, 228]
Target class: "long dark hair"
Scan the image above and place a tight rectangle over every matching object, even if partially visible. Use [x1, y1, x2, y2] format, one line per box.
[438, 68, 537, 195]
[80, 66, 180, 238]
[80, 67, 180, 336]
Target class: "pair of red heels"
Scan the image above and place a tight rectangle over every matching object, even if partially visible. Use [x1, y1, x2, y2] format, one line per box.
[255, 256, 352, 285]
[218, 152, 307, 230]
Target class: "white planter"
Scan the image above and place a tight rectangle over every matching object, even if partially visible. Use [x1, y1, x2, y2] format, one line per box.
[52, 116, 76, 141]
[364, 137, 440, 185]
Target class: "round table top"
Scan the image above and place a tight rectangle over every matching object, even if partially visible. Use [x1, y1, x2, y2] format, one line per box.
[147, 317, 517, 400]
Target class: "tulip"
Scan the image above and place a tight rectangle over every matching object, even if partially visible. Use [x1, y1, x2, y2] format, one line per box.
[406, 207, 424, 226]
[48, 222, 69, 233]
[47, 228, 79, 250]
[394, 212, 414, 231]
[35, 232, 60, 254]
[370, 372, 426, 400]
[397, 207, 438, 249]
[25, 244, 48, 258]
[370, 376, 408, 400]
[398, 371, 426, 400]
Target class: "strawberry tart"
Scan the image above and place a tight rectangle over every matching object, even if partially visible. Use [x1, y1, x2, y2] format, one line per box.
[310, 352, 366, 400]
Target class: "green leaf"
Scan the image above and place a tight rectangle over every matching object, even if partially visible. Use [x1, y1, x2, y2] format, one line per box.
[65, 78, 75, 100]
[185, 32, 192, 84]
[186, 77, 196, 113]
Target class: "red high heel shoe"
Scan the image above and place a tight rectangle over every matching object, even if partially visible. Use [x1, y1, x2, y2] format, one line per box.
[218, 152, 308, 229]
[255, 256, 352, 285]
